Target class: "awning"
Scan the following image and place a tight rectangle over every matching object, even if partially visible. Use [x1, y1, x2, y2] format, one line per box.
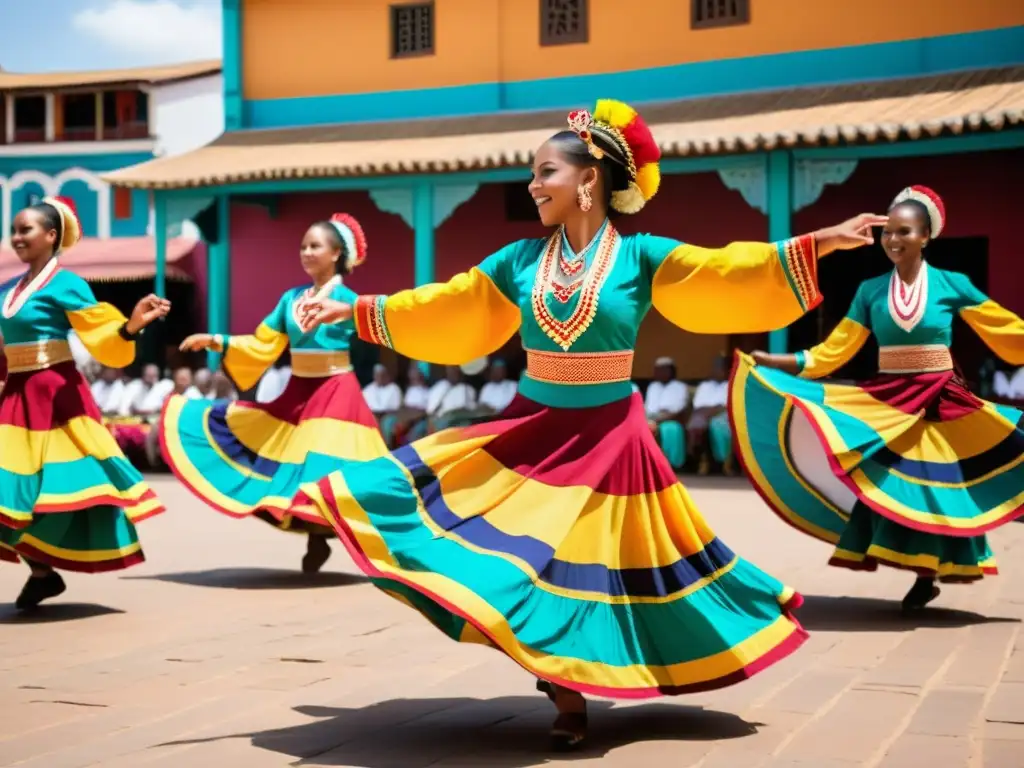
[103, 66, 1024, 190]
[0, 237, 198, 284]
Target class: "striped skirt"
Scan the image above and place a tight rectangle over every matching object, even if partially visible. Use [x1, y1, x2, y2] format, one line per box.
[0, 362, 163, 571]
[295, 392, 807, 698]
[161, 371, 388, 534]
[730, 352, 1022, 582]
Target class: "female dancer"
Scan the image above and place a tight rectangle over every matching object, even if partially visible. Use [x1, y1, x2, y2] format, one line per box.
[732, 185, 1023, 611]
[295, 99, 884, 749]
[0, 198, 169, 609]
[164, 213, 388, 574]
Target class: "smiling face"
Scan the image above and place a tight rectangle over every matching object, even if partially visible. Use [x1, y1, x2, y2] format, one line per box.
[881, 202, 929, 268]
[528, 139, 599, 227]
[300, 224, 342, 282]
[10, 209, 58, 264]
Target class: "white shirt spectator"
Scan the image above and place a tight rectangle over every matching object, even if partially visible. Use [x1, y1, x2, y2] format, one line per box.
[995, 368, 1024, 399]
[256, 366, 291, 403]
[181, 386, 204, 400]
[692, 380, 729, 410]
[644, 379, 688, 417]
[363, 381, 402, 413]
[125, 378, 174, 416]
[427, 380, 476, 416]
[404, 384, 429, 410]
[91, 379, 126, 414]
[479, 379, 518, 412]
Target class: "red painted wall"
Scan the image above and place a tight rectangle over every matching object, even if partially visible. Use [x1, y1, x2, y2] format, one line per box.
[794, 148, 1023, 315]
[223, 172, 763, 378]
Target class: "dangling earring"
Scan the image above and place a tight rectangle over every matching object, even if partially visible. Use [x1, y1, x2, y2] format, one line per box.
[577, 182, 593, 212]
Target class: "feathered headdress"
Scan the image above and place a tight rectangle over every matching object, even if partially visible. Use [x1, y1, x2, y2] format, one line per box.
[327, 213, 368, 270]
[566, 99, 661, 214]
[891, 185, 945, 238]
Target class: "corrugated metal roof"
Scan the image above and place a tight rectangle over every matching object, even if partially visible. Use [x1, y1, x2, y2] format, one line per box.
[103, 67, 1024, 190]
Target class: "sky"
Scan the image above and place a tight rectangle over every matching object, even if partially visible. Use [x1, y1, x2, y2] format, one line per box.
[0, 0, 222, 73]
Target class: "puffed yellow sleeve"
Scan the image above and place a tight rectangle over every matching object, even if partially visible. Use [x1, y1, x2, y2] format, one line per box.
[220, 293, 290, 391]
[353, 245, 521, 365]
[54, 274, 136, 368]
[794, 283, 872, 379]
[647, 233, 821, 333]
[953, 274, 1024, 365]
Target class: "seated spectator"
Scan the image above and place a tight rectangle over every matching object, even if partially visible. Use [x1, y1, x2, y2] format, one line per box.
[121, 363, 173, 420]
[193, 368, 214, 399]
[91, 366, 127, 416]
[423, 366, 477, 435]
[477, 358, 518, 417]
[211, 370, 238, 401]
[644, 357, 689, 470]
[363, 363, 403, 436]
[385, 363, 430, 447]
[687, 356, 734, 475]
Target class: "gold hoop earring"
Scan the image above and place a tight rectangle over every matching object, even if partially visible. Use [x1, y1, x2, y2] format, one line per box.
[577, 183, 593, 212]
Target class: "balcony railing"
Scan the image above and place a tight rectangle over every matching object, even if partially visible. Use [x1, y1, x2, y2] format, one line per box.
[103, 121, 150, 140]
[13, 128, 46, 143]
[61, 125, 98, 141]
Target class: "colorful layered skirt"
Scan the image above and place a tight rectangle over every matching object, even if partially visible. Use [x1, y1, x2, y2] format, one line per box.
[730, 352, 1023, 582]
[161, 371, 387, 534]
[294, 392, 807, 698]
[0, 361, 163, 571]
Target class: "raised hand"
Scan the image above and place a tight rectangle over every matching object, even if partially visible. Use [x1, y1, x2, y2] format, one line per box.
[179, 333, 220, 353]
[300, 298, 352, 333]
[816, 213, 889, 256]
[127, 294, 171, 333]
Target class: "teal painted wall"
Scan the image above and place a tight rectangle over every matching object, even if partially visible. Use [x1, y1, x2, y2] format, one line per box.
[239, 27, 1024, 129]
[0, 150, 154, 238]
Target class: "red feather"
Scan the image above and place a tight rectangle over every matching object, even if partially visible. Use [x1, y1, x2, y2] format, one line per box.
[619, 113, 661, 167]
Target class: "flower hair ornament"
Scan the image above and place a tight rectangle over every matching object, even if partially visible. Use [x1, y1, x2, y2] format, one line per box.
[327, 213, 368, 270]
[891, 185, 946, 238]
[566, 99, 662, 214]
[42, 195, 83, 254]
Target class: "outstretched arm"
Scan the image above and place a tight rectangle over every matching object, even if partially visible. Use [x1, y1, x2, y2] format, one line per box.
[303, 244, 523, 365]
[952, 274, 1024, 366]
[648, 214, 886, 334]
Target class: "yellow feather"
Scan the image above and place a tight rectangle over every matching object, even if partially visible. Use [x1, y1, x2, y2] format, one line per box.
[635, 162, 661, 201]
[593, 99, 637, 129]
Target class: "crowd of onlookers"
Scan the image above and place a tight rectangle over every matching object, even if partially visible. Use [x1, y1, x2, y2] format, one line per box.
[51, 329, 1024, 477]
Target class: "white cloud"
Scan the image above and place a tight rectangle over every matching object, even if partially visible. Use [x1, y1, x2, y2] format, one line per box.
[72, 0, 222, 64]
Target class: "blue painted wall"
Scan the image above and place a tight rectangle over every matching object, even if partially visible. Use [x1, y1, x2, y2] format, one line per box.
[240, 26, 1024, 129]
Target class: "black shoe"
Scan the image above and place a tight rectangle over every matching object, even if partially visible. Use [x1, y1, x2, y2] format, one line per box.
[301, 536, 332, 574]
[902, 579, 940, 613]
[15, 572, 66, 611]
[550, 711, 588, 751]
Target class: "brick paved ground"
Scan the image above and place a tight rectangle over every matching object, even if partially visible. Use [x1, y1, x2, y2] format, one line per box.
[2, 476, 1023, 767]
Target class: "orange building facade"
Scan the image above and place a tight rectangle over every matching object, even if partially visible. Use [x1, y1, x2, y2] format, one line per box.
[106, 0, 1024, 382]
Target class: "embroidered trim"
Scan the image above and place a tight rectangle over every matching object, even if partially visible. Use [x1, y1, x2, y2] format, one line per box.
[5, 339, 73, 373]
[291, 350, 352, 377]
[355, 294, 393, 349]
[531, 224, 618, 351]
[887, 262, 928, 333]
[781, 235, 820, 311]
[526, 349, 634, 385]
[2, 258, 60, 319]
[878, 344, 952, 374]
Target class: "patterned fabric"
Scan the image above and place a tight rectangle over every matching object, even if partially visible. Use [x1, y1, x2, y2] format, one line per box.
[297, 394, 806, 697]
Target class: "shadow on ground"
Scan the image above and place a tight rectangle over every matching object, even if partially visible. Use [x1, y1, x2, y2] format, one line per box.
[0, 603, 125, 624]
[123, 567, 367, 591]
[796, 594, 1020, 632]
[158, 695, 760, 766]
